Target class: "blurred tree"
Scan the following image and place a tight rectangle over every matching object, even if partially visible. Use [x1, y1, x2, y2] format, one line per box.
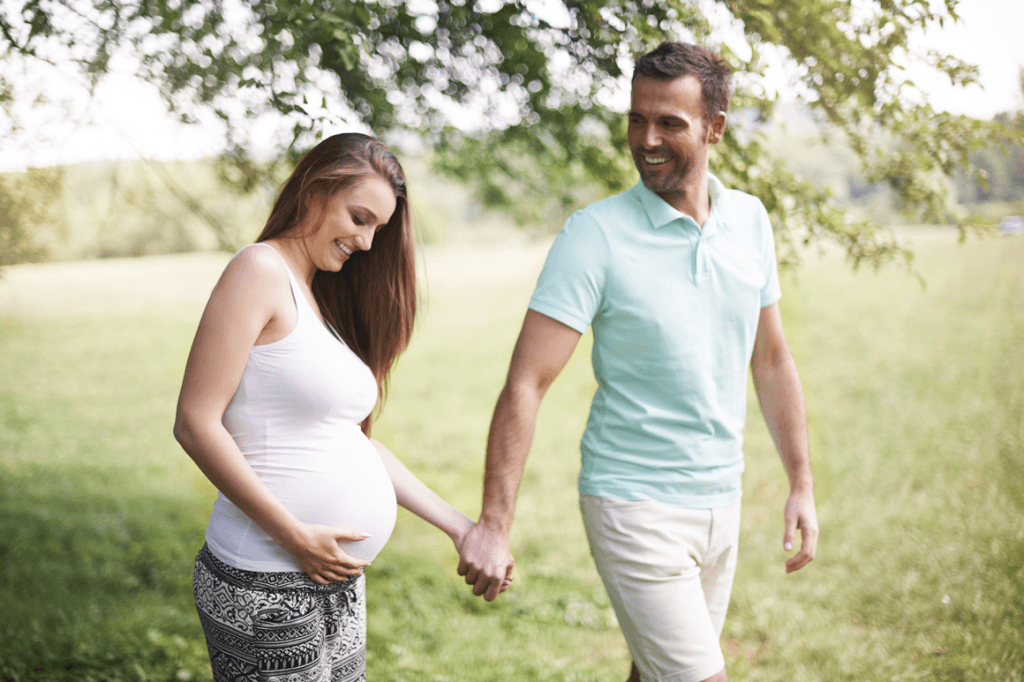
[0, 0, 1017, 270]
[1, 49, 66, 269]
[994, 85, 1024, 198]
[0, 167, 65, 268]
[956, 71, 1024, 205]
[969, 148, 1012, 202]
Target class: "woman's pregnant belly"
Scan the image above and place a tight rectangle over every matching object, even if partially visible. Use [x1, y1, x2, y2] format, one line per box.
[207, 429, 397, 571]
[261, 433, 398, 562]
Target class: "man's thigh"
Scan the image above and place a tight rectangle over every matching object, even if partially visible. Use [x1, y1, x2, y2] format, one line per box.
[580, 495, 741, 682]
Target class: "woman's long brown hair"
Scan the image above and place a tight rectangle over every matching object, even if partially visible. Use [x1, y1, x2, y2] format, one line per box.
[255, 133, 416, 434]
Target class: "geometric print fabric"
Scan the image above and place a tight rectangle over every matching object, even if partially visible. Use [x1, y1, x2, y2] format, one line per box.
[194, 544, 366, 682]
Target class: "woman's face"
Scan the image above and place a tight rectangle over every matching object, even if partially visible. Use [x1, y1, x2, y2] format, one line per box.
[303, 176, 398, 272]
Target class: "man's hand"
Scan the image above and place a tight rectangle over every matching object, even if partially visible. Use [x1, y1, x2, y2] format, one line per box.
[783, 487, 818, 573]
[457, 522, 515, 601]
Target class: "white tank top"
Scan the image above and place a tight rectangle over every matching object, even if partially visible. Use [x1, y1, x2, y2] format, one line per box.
[205, 244, 397, 572]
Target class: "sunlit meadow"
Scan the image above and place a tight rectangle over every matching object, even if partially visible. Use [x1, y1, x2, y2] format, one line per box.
[1, 229, 1021, 681]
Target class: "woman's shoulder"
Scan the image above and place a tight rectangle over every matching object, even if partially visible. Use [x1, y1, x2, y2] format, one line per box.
[221, 243, 290, 289]
[203, 243, 294, 321]
[231, 242, 288, 271]
[195, 243, 297, 342]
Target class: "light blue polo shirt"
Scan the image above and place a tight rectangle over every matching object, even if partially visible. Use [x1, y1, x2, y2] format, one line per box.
[528, 174, 781, 508]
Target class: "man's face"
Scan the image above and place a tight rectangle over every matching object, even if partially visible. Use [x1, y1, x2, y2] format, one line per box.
[627, 75, 722, 196]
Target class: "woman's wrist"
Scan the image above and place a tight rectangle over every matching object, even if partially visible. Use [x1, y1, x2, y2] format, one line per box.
[268, 514, 309, 555]
[446, 511, 475, 549]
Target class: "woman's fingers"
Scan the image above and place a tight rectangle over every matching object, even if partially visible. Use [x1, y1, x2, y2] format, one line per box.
[333, 527, 373, 543]
[320, 569, 356, 583]
[309, 524, 372, 566]
[292, 523, 374, 582]
[309, 561, 365, 584]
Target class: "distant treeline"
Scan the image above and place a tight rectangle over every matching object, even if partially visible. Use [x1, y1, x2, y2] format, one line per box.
[0, 155, 511, 267]
[955, 112, 1024, 204]
[2, 113, 1023, 268]
[1, 160, 269, 266]
[760, 108, 1024, 223]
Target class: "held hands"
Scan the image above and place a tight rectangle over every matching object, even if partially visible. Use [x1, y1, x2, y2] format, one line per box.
[457, 522, 515, 601]
[284, 523, 372, 585]
[783, 486, 819, 573]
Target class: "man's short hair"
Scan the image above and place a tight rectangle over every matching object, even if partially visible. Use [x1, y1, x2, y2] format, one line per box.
[633, 42, 732, 123]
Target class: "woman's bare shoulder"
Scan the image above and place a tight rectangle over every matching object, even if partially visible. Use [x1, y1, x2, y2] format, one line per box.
[197, 244, 292, 329]
[229, 243, 288, 276]
[215, 244, 290, 295]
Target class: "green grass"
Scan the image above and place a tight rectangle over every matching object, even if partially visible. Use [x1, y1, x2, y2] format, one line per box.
[1, 232, 1022, 681]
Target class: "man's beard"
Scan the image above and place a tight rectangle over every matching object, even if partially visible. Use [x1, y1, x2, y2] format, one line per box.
[632, 148, 696, 195]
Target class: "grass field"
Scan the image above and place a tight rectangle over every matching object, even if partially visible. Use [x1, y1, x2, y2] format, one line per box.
[1, 229, 1022, 681]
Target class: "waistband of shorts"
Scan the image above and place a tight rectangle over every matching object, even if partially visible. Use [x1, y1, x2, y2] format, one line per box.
[197, 543, 359, 595]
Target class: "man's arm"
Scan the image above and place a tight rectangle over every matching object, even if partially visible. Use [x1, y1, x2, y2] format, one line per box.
[457, 309, 582, 600]
[750, 302, 819, 573]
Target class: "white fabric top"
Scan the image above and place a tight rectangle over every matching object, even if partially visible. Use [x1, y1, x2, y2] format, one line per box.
[205, 244, 397, 572]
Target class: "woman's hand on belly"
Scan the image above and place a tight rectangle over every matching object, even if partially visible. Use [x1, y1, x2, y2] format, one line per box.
[280, 522, 373, 584]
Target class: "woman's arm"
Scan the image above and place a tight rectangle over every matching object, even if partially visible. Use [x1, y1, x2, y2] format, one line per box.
[369, 438, 474, 549]
[370, 439, 512, 592]
[174, 246, 370, 584]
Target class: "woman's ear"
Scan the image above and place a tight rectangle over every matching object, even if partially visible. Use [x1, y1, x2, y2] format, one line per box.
[297, 192, 328, 235]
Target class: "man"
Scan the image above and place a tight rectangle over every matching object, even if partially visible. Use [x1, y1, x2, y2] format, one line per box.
[457, 42, 818, 682]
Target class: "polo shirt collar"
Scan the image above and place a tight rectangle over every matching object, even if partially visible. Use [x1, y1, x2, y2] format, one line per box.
[631, 173, 731, 232]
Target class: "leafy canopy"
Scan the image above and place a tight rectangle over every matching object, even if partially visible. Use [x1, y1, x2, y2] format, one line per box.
[1, 0, 1016, 269]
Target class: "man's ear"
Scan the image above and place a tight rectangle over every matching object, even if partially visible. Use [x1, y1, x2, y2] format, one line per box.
[707, 111, 727, 145]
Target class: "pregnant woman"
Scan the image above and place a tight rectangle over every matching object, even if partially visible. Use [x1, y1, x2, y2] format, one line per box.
[173, 133, 502, 682]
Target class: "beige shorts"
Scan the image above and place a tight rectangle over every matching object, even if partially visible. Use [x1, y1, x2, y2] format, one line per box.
[580, 495, 741, 682]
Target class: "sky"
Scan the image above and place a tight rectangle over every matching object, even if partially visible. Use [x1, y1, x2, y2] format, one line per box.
[902, 0, 1024, 117]
[1, 0, 1022, 172]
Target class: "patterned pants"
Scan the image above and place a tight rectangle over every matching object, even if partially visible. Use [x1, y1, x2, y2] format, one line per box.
[193, 544, 366, 682]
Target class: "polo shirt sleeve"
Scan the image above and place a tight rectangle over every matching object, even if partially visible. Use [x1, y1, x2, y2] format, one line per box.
[759, 202, 782, 308]
[528, 212, 609, 334]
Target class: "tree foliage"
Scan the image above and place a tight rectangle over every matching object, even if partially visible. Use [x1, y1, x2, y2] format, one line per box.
[0, 166, 65, 267]
[957, 97, 1024, 204]
[1, 0, 1017, 269]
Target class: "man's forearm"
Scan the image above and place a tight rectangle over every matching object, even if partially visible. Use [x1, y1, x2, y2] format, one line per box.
[478, 379, 544, 532]
[456, 377, 544, 601]
[459, 309, 582, 598]
[754, 352, 813, 489]
[750, 305, 819, 570]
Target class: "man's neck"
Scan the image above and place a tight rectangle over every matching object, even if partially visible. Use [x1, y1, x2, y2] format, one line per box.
[657, 172, 711, 228]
